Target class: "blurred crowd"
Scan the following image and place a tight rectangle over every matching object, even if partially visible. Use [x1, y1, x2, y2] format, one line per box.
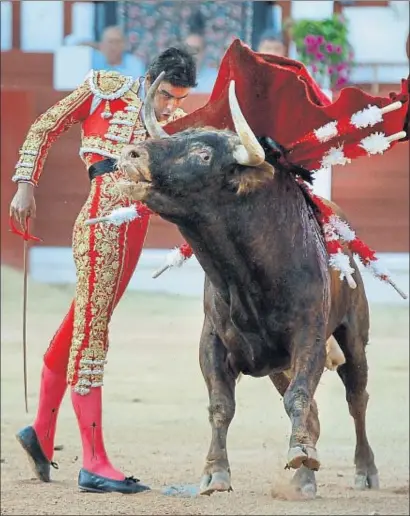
[65, 7, 286, 94]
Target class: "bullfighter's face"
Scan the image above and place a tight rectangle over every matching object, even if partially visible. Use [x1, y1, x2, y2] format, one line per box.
[145, 77, 190, 123]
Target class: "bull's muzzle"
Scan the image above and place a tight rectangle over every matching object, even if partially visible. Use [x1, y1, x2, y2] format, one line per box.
[116, 144, 153, 202]
[117, 144, 152, 184]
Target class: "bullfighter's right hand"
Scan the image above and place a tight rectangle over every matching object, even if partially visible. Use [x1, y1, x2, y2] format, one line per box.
[10, 182, 36, 231]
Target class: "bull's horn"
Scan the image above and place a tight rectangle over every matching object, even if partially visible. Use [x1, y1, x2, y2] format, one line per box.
[144, 71, 170, 140]
[228, 81, 265, 166]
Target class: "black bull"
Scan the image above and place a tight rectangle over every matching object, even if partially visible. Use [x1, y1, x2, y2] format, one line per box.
[117, 77, 379, 498]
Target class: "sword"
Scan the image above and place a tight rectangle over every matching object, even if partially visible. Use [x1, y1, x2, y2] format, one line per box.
[9, 216, 42, 413]
[22, 236, 29, 413]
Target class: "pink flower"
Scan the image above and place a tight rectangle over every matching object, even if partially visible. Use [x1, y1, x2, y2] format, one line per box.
[335, 45, 342, 54]
[316, 35, 324, 45]
[326, 43, 334, 53]
[336, 62, 347, 72]
[336, 76, 348, 87]
[315, 52, 325, 61]
[304, 35, 315, 46]
[307, 34, 322, 47]
[328, 66, 335, 75]
[311, 64, 318, 73]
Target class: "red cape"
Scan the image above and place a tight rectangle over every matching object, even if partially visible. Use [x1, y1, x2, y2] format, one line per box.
[165, 39, 409, 171]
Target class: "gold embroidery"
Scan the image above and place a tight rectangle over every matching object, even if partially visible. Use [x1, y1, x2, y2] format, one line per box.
[101, 100, 112, 119]
[68, 170, 133, 393]
[80, 126, 146, 168]
[68, 188, 93, 387]
[81, 135, 125, 155]
[110, 110, 139, 121]
[12, 81, 92, 185]
[108, 126, 132, 140]
[93, 70, 133, 98]
[105, 108, 140, 142]
[80, 90, 144, 167]
[131, 130, 149, 145]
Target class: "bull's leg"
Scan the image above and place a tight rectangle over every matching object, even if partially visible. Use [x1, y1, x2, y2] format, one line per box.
[199, 317, 237, 496]
[333, 323, 379, 490]
[269, 372, 319, 499]
[283, 328, 326, 472]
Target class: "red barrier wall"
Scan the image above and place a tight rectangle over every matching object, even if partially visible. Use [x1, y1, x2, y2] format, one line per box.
[1, 55, 408, 269]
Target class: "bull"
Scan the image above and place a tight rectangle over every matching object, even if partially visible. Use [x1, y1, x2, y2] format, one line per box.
[118, 74, 378, 498]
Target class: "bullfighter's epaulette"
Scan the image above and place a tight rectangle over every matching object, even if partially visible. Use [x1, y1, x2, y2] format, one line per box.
[87, 70, 134, 101]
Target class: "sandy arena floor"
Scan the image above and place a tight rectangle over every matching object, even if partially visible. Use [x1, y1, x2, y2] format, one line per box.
[1, 265, 409, 515]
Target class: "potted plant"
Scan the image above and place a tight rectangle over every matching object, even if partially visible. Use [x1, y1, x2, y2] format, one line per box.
[286, 14, 354, 91]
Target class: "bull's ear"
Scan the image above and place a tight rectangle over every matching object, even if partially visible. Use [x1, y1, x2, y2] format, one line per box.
[230, 162, 275, 195]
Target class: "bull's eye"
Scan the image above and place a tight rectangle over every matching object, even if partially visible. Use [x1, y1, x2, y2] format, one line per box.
[198, 152, 210, 162]
[194, 149, 212, 162]
[129, 150, 139, 159]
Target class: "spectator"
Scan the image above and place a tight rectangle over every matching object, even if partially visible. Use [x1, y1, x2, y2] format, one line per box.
[65, 26, 146, 78]
[92, 26, 146, 78]
[185, 31, 218, 94]
[257, 29, 286, 57]
[184, 10, 217, 94]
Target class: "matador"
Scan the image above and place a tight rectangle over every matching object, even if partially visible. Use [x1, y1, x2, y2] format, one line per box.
[9, 46, 197, 494]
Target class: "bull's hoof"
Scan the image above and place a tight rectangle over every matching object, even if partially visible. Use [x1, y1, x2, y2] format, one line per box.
[199, 470, 232, 496]
[286, 446, 320, 471]
[291, 466, 317, 499]
[354, 472, 380, 490]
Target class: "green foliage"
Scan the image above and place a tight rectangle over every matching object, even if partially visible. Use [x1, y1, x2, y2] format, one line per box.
[287, 14, 354, 90]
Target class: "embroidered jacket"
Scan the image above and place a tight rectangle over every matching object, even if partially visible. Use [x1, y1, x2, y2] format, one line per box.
[12, 70, 186, 186]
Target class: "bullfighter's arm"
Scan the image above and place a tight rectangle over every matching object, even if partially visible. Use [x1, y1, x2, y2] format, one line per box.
[12, 79, 93, 186]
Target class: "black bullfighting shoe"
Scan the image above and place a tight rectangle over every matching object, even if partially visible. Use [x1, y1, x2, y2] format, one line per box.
[15, 426, 58, 482]
[78, 468, 151, 494]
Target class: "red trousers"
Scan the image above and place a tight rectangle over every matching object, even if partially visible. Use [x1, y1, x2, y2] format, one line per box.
[43, 171, 149, 393]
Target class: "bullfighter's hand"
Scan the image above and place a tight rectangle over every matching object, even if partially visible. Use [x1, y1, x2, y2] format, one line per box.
[10, 182, 36, 231]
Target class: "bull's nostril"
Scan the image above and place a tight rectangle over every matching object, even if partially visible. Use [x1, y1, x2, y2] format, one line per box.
[129, 151, 139, 159]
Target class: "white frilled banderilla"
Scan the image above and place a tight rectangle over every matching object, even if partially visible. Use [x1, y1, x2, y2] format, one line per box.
[84, 100, 407, 298]
[84, 198, 407, 300]
[85, 204, 193, 278]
